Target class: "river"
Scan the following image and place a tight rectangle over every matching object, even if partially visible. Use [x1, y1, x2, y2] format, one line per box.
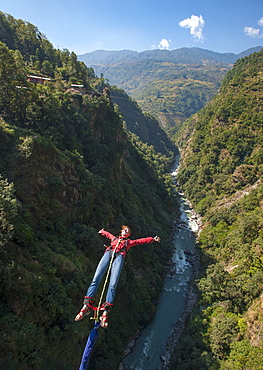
[121, 157, 200, 370]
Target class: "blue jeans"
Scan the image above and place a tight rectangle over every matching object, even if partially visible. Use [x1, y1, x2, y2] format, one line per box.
[86, 251, 124, 304]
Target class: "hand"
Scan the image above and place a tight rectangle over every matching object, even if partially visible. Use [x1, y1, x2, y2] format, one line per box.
[98, 228, 104, 234]
[154, 236, 161, 242]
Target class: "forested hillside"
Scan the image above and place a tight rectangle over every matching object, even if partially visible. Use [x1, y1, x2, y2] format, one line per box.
[78, 47, 262, 131]
[0, 13, 178, 369]
[170, 49, 263, 368]
[109, 86, 177, 156]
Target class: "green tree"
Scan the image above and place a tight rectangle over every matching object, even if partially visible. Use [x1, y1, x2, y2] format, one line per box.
[0, 42, 29, 122]
[0, 176, 18, 248]
[42, 60, 54, 77]
[210, 312, 239, 359]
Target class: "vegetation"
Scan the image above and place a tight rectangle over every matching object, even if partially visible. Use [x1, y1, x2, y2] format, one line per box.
[0, 12, 178, 370]
[78, 48, 263, 131]
[2, 10, 263, 370]
[109, 86, 178, 156]
[79, 47, 261, 135]
[0, 11, 94, 85]
[88, 58, 229, 131]
[170, 49, 263, 368]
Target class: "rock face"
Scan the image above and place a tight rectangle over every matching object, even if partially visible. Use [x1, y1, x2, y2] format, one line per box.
[123, 330, 140, 357]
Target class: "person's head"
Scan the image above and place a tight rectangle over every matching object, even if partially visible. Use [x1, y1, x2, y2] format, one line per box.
[120, 225, 131, 238]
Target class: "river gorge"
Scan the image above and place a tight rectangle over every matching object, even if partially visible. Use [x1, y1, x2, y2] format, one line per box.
[120, 156, 202, 370]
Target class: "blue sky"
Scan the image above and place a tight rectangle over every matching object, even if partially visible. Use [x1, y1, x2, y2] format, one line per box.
[1, 0, 263, 55]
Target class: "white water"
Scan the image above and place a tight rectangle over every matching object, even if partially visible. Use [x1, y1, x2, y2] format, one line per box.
[122, 157, 198, 370]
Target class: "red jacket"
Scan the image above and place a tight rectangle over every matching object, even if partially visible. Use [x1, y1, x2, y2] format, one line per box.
[100, 229, 155, 257]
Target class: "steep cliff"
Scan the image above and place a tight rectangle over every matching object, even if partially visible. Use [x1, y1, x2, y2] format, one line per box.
[0, 15, 178, 369]
[170, 49, 263, 369]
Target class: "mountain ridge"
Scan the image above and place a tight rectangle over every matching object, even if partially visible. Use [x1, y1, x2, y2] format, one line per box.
[78, 46, 262, 67]
[78, 46, 262, 130]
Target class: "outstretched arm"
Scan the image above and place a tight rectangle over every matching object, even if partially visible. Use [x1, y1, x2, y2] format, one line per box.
[127, 235, 161, 249]
[98, 228, 116, 241]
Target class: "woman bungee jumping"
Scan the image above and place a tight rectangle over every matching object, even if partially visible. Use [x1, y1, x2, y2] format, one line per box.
[75, 225, 161, 327]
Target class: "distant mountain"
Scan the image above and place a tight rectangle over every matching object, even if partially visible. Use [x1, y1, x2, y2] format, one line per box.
[78, 47, 262, 67]
[78, 47, 262, 130]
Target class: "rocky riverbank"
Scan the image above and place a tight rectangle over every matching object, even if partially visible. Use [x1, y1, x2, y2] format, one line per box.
[157, 162, 202, 368]
[119, 244, 201, 370]
[158, 247, 201, 369]
[119, 160, 203, 370]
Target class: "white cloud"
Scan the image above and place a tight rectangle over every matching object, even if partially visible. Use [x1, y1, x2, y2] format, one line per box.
[151, 38, 171, 50]
[158, 38, 171, 50]
[244, 26, 261, 37]
[179, 15, 205, 42]
[244, 17, 263, 38]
